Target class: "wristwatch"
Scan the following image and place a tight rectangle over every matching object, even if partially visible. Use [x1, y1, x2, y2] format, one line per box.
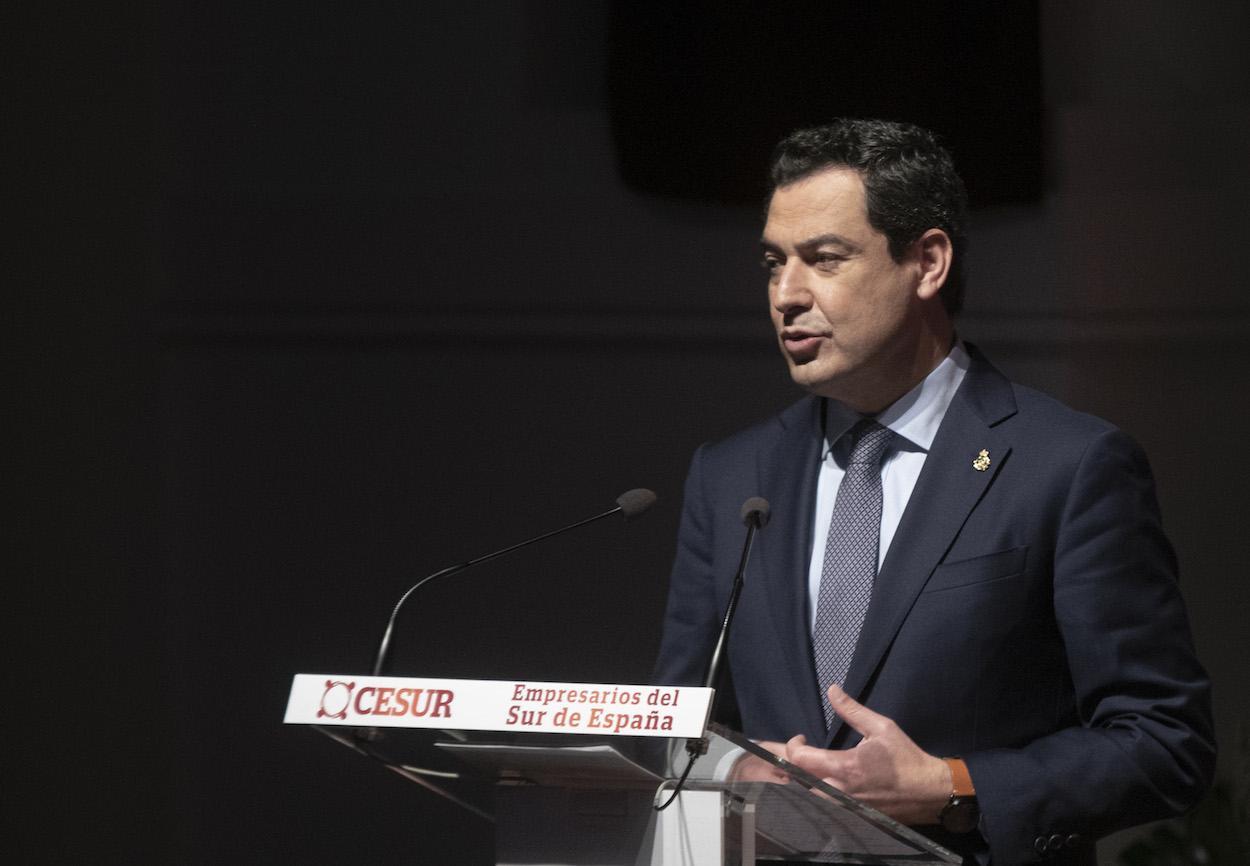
[938, 757, 979, 833]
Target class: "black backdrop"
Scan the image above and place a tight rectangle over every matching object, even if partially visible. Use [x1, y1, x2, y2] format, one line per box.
[13, 2, 1249, 863]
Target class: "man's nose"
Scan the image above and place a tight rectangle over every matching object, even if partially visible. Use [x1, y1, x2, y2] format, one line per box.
[771, 261, 812, 314]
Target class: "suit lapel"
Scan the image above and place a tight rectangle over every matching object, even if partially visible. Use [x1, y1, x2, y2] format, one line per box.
[755, 396, 829, 740]
[830, 348, 1018, 744]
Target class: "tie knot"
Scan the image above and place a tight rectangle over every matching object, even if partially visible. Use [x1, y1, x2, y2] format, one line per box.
[848, 420, 891, 466]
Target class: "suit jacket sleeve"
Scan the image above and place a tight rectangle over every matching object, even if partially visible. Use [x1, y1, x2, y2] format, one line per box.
[966, 428, 1215, 863]
[652, 442, 719, 689]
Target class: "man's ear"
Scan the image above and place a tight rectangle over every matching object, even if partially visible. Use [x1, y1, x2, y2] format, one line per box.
[913, 228, 952, 301]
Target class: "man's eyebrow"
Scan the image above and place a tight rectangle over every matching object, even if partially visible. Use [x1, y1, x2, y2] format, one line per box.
[758, 233, 863, 254]
[796, 233, 862, 253]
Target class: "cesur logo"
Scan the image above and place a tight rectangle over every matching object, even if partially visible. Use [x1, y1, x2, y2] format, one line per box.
[317, 680, 454, 720]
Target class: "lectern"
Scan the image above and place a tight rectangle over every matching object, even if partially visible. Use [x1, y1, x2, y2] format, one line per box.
[290, 675, 959, 866]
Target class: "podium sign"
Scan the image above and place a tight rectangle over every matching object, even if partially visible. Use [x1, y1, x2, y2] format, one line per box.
[284, 674, 713, 738]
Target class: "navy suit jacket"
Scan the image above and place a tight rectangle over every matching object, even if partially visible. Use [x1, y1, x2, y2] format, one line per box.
[653, 346, 1215, 865]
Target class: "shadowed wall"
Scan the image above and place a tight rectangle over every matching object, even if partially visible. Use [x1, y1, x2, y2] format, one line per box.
[13, 2, 1248, 863]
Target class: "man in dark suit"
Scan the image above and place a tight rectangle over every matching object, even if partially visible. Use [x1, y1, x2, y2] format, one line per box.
[653, 119, 1215, 864]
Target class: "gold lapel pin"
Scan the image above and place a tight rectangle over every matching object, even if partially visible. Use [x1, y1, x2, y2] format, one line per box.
[972, 449, 991, 472]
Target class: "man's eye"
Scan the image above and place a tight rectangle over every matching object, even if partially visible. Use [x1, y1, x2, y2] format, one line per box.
[815, 253, 845, 267]
[760, 256, 782, 273]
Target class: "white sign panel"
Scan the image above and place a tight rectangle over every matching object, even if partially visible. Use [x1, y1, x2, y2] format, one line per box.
[284, 675, 713, 739]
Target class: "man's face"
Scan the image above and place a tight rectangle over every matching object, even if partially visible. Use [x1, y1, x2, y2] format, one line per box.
[761, 167, 930, 413]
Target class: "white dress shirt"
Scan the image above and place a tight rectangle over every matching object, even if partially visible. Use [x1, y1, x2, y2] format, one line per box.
[806, 343, 970, 632]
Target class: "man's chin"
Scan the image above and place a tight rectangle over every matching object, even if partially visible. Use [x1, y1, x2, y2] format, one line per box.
[785, 357, 835, 387]
[787, 359, 838, 393]
[787, 365, 873, 410]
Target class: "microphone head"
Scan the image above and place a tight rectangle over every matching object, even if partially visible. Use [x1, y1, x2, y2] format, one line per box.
[740, 497, 771, 528]
[616, 488, 658, 520]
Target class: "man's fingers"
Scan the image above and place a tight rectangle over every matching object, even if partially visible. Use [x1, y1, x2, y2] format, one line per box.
[827, 683, 888, 738]
[784, 733, 812, 765]
[754, 741, 792, 782]
[785, 733, 848, 780]
[730, 753, 790, 784]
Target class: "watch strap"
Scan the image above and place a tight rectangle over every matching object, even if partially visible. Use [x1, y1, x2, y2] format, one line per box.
[943, 757, 975, 798]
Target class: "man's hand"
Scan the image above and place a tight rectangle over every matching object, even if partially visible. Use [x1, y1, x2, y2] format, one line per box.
[728, 740, 791, 784]
[784, 685, 952, 825]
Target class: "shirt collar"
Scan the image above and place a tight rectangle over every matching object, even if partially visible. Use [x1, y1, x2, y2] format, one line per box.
[823, 341, 970, 458]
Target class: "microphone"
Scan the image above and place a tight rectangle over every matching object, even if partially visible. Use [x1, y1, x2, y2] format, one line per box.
[617, 487, 658, 520]
[702, 496, 770, 691]
[739, 496, 771, 530]
[369, 488, 657, 677]
[657, 495, 770, 811]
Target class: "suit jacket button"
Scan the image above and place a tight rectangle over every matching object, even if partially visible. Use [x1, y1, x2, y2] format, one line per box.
[1066, 833, 1083, 847]
[1034, 836, 1048, 854]
[1048, 834, 1065, 851]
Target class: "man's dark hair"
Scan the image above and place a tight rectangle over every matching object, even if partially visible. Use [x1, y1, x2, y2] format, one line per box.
[769, 119, 970, 316]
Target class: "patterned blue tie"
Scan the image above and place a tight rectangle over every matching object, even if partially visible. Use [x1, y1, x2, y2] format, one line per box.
[813, 420, 893, 729]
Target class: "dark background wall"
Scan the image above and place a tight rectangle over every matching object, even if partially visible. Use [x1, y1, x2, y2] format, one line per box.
[13, 2, 1249, 863]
